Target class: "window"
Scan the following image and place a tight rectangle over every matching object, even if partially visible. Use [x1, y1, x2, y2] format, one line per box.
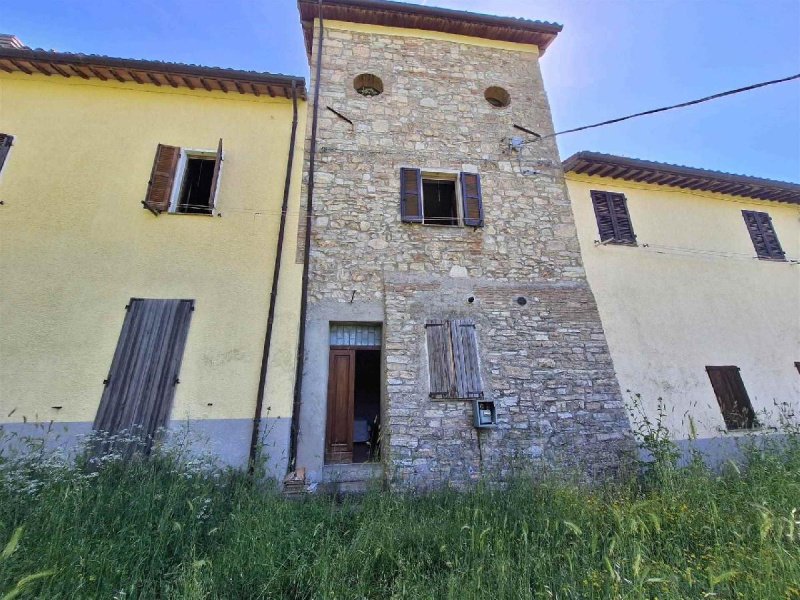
[142, 140, 223, 215]
[425, 319, 483, 399]
[705, 366, 757, 430]
[742, 210, 785, 260]
[400, 168, 483, 227]
[590, 190, 636, 244]
[0, 133, 14, 175]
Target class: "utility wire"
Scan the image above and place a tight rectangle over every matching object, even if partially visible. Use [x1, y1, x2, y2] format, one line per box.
[526, 73, 800, 143]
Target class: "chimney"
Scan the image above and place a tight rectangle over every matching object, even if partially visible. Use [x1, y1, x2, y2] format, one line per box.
[0, 34, 26, 50]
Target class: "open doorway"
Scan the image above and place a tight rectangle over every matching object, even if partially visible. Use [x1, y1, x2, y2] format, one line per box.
[325, 324, 382, 465]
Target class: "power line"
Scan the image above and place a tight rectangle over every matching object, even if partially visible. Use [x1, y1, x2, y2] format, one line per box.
[527, 73, 800, 143]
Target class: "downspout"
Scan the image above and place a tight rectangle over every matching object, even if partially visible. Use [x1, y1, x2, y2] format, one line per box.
[248, 79, 300, 474]
[287, 0, 325, 473]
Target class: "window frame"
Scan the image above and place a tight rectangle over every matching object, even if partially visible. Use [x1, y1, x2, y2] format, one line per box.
[420, 169, 463, 227]
[167, 147, 223, 216]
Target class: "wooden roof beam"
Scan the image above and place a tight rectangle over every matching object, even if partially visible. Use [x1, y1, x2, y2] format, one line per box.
[69, 65, 91, 79]
[199, 78, 213, 92]
[146, 72, 162, 86]
[108, 68, 126, 83]
[128, 70, 144, 84]
[31, 62, 52, 76]
[8, 59, 32, 74]
[163, 73, 179, 88]
[87, 66, 108, 81]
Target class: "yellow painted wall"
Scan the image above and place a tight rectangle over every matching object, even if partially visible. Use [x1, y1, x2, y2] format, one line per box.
[0, 72, 306, 425]
[566, 174, 800, 439]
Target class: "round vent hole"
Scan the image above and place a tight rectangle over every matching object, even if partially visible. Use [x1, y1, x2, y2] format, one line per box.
[354, 73, 384, 97]
[485, 86, 511, 108]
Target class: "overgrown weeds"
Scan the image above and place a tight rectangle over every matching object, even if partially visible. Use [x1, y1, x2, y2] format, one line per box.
[1, 427, 799, 599]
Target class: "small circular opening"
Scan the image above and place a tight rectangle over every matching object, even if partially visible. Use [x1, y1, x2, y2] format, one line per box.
[468, 296, 475, 304]
[354, 73, 384, 97]
[516, 296, 527, 306]
[485, 86, 510, 108]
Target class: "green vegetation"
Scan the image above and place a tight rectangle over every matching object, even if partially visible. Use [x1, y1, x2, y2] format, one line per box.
[1, 428, 799, 599]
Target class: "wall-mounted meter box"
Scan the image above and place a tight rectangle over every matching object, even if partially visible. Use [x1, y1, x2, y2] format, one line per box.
[473, 399, 497, 428]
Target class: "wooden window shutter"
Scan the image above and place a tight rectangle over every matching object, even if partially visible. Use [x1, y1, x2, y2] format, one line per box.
[460, 172, 484, 227]
[94, 299, 194, 454]
[143, 144, 180, 215]
[450, 319, 484, 398]
[425, 320, 456, 398]
[400, 167, 423, 223]
[208, 138, 223, 210]
[591, 190, 636, 243]
[705, 366, 756, 430]
[0, 134, 13, 173]
[742, 210, 785, 260]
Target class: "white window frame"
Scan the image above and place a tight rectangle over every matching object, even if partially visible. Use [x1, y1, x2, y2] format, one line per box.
[167, 147, 223, 215]
[419, 168, 464, 227]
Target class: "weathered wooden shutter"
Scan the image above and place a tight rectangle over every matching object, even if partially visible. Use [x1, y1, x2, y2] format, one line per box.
[705, 366, 756, 430]
[208, 138, 223, 211]
[425, 320, 456, 398]
[460, 172, 484, 227]
[400, 167, 423, 223]
[94, 299, 194, 452]
[742, 210, 785, 260]
[0, 134, 13, 173]
[143, 144, 180, 215]
[450, 319, 484, 398]
[591, 190, 636, 243]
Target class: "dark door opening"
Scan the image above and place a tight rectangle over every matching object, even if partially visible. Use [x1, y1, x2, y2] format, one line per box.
[325, 348, 381, 464]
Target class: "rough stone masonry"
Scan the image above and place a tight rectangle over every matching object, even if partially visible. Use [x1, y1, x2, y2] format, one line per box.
[296, 22, 635, 488]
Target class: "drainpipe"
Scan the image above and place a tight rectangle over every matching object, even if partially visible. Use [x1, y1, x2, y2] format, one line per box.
[287, 0, 325, 474]
[248, 79, 300, 474]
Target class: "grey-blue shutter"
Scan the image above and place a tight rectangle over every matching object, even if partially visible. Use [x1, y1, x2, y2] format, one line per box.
[591, 190, 636, 243]
[742, 210, 785, 260]
[94, 299, 194, 452]
[450, 319, 483, 398]
[400, 167, 423, 223]
[0, 134, 13, 173]
[425, 320, 456, 398]
[460, 172, 484, 227]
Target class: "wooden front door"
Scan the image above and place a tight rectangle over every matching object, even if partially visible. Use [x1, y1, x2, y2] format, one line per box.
[325, 349, 355, 464]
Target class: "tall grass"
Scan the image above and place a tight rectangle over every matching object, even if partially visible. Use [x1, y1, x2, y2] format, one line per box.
[1, 429, 799, 599]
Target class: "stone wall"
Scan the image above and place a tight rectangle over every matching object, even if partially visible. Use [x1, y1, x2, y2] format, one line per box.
[296, 23, 635, 487]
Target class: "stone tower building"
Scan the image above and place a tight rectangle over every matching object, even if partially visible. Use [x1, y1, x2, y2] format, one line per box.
[293, 0, 634, 490]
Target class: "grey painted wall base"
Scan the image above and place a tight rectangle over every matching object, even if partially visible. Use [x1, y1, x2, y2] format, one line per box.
[673, 432, 789, 469]
[0, 417, 291, 480]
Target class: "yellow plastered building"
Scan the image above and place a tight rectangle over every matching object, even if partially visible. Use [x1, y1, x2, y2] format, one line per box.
[0, 43, 307, 476]
[564, 152, 800, 462]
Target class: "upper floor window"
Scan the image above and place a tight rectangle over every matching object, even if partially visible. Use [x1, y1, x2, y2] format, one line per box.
[705, 366, 757, 430]
[590, 190, 636, 245]
[400, 168, 484, 227]
[0, 133, 14, 175]
[142, 140, 223, 216]
[742, 210, 785, 260]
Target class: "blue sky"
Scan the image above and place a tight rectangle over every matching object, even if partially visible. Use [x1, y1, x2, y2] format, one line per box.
[5, 0, 799, 181]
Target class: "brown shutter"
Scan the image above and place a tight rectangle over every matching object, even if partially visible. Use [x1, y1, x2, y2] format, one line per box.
[208, 138, 223, 211]
[400, 167, 423, 223]
[705, 366, 756, 430]
[425, 320, 456, 398]
[591, 190, 636, 243]
[460, 172, 484, 227]
[0, 134, 13, 173]
[94, 299, 194, 454]
[450, 319, 484, 398]
[143, 144, 180, 215]
[742, 210, 785, 260]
